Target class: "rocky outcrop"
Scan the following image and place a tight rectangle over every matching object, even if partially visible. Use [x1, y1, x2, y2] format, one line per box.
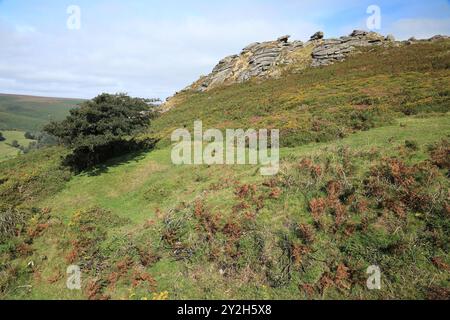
[428, 35, 450, 41]
[183, 30, 397, 93]
[185, 35, 307, 92]
[311, 30, 392, 67]
[161, 30, 448, 109]
[310, 31, 324, 41]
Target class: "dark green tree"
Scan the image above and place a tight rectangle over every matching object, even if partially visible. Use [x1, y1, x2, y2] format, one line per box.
[44, 93, 158, 171]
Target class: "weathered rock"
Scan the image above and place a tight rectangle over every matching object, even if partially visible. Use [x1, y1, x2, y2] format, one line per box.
[350, 30, 368, 37]
[385, 34, 395, 42]
[171, 31, 448, 99]
[241, 42, 260, 54]
[184, 36, 312, 92]
[311, 30, 389, 67]
[310, 31, 324, 41]
[277, 35, 291, 43]
[405, 37, 417, 45]
[429, 35, 450, 41]
[291, 40, 304, 48]
[161, 31, 449, 111]
[186, 30, 395, 91]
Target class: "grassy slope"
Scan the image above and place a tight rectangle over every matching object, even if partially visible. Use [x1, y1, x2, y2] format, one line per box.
[3, 116, 448, 300]
[0, 94, 83, 132]
[0, 41, 449, 300]
[148, 41, 450, 147]
[0, 131, 35, 162]
[38, 117, 450, 225]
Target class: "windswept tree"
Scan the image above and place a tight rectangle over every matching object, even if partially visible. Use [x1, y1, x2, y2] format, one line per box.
[45, 93, 159, 171]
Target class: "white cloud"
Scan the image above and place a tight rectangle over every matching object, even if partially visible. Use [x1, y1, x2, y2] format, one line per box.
[0, 14, 321, 99]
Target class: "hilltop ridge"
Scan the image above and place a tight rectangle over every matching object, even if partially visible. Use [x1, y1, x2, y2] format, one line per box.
[162, 30, 449, 111]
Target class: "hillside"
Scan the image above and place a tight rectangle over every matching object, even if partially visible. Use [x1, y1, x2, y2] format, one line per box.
[0, 94, 83, 132]
[150, 38, 450, 147]
[0, 131, 36, 162]
[0, 35, 449, 300]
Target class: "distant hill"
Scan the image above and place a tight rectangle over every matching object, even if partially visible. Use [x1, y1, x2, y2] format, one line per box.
[0, 93, 83, 132]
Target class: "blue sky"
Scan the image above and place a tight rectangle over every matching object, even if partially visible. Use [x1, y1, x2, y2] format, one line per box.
[0, 0, 449, 99]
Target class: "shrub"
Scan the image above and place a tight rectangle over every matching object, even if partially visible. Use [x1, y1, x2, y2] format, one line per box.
[24, 132, 35, 140]
[10, 140, 19, 148]
[44, 93, 159, 171]
[364, 158, 444, 216]
[0, 132, 5, 142]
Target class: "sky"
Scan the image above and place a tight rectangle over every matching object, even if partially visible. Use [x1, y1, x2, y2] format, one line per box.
[0, 0, 449, 99]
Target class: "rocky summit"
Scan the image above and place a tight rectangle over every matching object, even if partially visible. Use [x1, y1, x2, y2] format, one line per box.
[181, 30, 394, 94]
[162, 30, 448, 111]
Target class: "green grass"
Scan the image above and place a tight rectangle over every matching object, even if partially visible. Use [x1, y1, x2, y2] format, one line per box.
[2, 115, 449, 300]
[35, 116, 449, 226]
[0, 94, 83, 132]
[0, 40, 449, 300]
[0, 130, 35, 162]
[148, 41, 450, 147]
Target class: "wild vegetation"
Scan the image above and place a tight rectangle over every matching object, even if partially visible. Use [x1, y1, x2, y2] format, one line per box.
[0, 40, 449, 300]
[44, 93, 159, 171]
[148, 41, 449, 148]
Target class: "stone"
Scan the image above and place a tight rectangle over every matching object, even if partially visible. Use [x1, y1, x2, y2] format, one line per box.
[311, 30, 389, 67]
[350, 30, 368, 37]
[310, 31, 324, 41]
[429, 35, 450, 41]
[291, 40, 304, 48]
[173, 31, 402, 96]
[241, 42, 260, 54]
[277, 35, 291, 43]
[385, 34, 395, 42]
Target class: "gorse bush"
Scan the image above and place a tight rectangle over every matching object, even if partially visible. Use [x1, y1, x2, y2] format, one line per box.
[44, 93, 159, 171]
